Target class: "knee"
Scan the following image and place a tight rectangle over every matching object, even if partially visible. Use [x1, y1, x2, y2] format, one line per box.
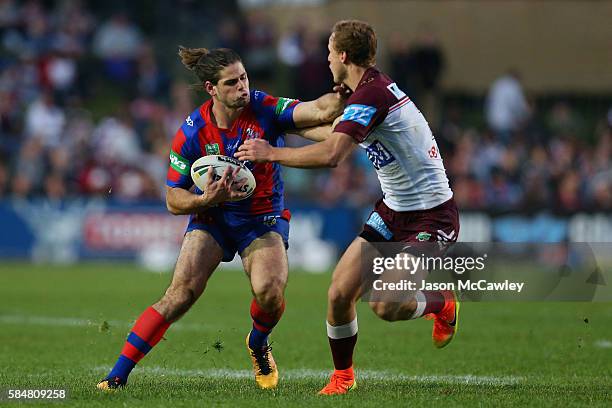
[370, 302, 400, 322]
[253, 278, 285, 312]
[328, 285, 355, 310]
[160, 284, 199, 321]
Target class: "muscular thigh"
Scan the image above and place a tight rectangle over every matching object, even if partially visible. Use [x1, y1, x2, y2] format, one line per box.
[241, 232, 288, 295]
[169, 229, 224, 295]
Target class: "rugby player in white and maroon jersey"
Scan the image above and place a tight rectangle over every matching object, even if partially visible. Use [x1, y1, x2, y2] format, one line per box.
[235, 20, 460, 395]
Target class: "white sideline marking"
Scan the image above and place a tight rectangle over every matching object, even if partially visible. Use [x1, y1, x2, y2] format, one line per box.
[92, 366, 523, 385]
[0, 314, 208, 332]
[595, 340, 612, 349]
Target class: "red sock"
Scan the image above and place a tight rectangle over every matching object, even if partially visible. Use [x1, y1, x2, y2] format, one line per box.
[249, 298, 285, 348]
[250, 298, 284, 333]
[120, 306, 170, 363]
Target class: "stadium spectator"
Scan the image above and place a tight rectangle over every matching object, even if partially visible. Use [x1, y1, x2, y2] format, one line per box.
[0, 0, 20, 33]
[0, 89, 21, 155]
[295, 30, 332, 101]
[521, 146, 552, 209]
[91, 112, 142, 166]
[452, 174, 486, 210]
[10, 173, 34, 199]
[485, 166, 522, 210]
[485, 70, 530, 144]
[276, 21, 307, 97]
[43, 171, 67, 200]
[404, 25, 445, 127]
[0, 157, 8, 198]
[217, 17, 244, 54]
[315, 160, 354, 206]
[19, 1, 52, 57]
[277, 22, 306, 68]
[24, 91, 66, 147]
[163, 80, 195, 137]
[387, 32, 412, 98]
[43, 51, 78, 96]
[92, 13, 143, 83]
[53, 0, 94, 48]
[136, 43, 169, 99]
[242, 10, 276, 84]
[546, 101, 585, 139]
[556, 170, 582, 212]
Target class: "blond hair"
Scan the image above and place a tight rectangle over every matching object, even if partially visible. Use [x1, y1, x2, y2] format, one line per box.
[332, 20, 377, 67]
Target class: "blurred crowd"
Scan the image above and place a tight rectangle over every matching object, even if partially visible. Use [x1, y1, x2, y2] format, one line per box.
[0, 0, 187, 202]
[0, 0, 609, 212]
[441, 96, 611, 212]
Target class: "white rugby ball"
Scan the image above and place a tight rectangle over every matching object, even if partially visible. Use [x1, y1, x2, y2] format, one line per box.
[190, 155, 256, 201]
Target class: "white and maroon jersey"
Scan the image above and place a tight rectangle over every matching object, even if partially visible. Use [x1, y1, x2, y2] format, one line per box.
[334, 67, 453, 212]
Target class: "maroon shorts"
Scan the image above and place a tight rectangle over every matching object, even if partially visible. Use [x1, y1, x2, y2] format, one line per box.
[360, 197, 459, 243]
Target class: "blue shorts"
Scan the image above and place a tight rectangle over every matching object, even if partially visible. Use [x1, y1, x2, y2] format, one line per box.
[185, 208, 291, 262]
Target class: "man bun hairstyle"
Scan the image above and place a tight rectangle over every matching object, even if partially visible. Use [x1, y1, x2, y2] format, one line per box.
[332, 20, 377, 68]
[178, 46, 242, 86]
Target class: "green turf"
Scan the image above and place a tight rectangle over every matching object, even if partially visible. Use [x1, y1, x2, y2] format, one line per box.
[0, 262, 611, 407]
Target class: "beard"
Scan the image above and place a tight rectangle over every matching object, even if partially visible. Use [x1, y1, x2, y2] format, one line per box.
[230, 93, 250, 108]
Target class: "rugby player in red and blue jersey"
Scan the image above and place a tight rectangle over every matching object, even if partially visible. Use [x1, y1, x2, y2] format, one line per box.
[97, 46, 344, 391]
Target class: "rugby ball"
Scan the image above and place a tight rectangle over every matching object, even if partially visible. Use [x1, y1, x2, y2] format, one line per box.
[190, 155, 256, 201]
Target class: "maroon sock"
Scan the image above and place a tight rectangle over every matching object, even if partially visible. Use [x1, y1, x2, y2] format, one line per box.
[329, 335, 358, 370]
[422, 291, 445, 315]
[326, 318, 358, 370]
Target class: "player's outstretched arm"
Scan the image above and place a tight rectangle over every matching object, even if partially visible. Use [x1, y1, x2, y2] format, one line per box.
[235, 132, 356, 169]
[289, 124, 333, 142]
[289, 113, 343, 142]
[291, 86, 350, 128]
[166, 167, 246, 215]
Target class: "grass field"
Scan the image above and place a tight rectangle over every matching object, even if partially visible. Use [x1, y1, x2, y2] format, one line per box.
[1, 262, 611, 407]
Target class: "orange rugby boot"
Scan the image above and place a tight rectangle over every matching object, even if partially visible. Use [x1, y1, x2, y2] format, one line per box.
[431, 290, 460, 348]
[318, 370, 357, 395]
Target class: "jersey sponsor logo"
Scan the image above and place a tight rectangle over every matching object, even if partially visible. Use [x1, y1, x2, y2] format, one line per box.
[186, 116, 194, 126]
[341, 104, 377, 127]
[245, 127, 260, 139]
[416, 231, 432, 241]
[169, 150, 190, 175]
[365, 140, 395, 169]
[366, 211, 393, 240]
[205, 143, 220, 155]
[387, 82, 407, 100]
[428, 145, 438, 158]
[437, 229, 456, 242]
[262, 215, 278, 226]
[275, 97, 297, 116]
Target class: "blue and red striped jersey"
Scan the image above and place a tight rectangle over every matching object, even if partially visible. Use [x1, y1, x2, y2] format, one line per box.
[166, 89, 300, 215]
